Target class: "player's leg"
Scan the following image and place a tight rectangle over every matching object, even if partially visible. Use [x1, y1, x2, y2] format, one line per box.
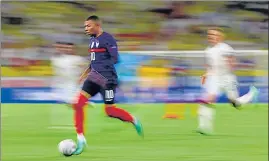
[197, 77, 218, 135]
[50, 80, 73, 126]
[63, 81, 81, 106]
[197, 94, 216, 135]
[72, 79, 99, 155]
[77, 81, 96, 109]
[236, 85, 259, 104]
[225, 76, 259, 109]
[101, 84, 144, 137]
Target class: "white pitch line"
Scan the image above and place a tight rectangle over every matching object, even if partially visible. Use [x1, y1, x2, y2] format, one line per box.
[47, 123, 267, 132]
[48, 126, 74, 130]
[64, 123, 74, 126]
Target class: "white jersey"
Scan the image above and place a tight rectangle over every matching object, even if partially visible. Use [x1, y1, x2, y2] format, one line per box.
[51, 54, 85, 83]
[51, 54, 86, 103]
[204, 42, 238, 98]
[205, 42, 235, 77]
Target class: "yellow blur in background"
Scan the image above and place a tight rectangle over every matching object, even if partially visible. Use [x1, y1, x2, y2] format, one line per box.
[2, 1, 268, 52]
[1, 66, 53, 77]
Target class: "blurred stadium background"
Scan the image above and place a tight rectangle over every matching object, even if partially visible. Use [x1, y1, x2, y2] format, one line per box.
[2, 1, 268, 51]
[1, 1, 268, 161]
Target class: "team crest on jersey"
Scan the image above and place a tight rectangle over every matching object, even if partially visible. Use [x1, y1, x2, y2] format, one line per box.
[90, 39, 100, 49]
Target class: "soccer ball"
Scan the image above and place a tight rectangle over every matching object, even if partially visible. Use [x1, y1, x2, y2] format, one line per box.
[58, 139, 77, 157]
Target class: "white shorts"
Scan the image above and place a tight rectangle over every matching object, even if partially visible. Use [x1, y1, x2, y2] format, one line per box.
[203, 74, 239, 100]
[52, 81, 80, 104]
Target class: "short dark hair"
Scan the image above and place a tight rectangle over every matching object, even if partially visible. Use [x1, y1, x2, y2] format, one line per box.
[208, 27, 224, 33]
[86, 15, 100, 21]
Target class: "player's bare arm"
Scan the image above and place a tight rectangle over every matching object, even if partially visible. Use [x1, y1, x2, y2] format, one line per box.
[201, 64, 211, 85]
[78, 67, 90, 84]
[225, 55, 237, 72]
[201, 74, 207, 85]
[201, 49, 212, 85]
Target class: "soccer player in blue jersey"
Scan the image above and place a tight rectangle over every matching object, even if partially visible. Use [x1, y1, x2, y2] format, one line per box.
[72, 15, 143, 155]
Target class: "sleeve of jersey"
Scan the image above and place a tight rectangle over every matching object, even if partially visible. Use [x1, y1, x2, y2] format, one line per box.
[223, 45, 235, 56]
[106, 38, 119, 64]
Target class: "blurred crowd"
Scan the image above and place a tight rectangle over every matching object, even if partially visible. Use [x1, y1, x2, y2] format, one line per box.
[2, 1, 268, 57]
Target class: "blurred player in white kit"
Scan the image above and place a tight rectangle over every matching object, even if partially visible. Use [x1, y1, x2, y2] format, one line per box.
[51, 42, 95, 106]
[197, 27, 259, 135]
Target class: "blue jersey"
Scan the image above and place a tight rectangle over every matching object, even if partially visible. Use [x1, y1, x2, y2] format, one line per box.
[87, 32, 119, 87]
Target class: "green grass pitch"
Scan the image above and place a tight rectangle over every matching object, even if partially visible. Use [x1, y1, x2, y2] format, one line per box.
[2, 103, 268, 161]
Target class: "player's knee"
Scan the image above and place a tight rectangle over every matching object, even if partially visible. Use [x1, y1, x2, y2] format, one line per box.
[104, 104, 115, 116]
[72, 91, 91, 110]
[105, 104, 114, 108]
[207, 94, 217, 103]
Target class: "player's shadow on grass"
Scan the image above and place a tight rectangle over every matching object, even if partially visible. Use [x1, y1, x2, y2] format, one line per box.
[193, 131, 248, 138]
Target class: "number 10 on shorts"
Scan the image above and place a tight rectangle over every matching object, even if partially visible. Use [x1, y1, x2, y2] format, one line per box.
[105, 90, 114, 100]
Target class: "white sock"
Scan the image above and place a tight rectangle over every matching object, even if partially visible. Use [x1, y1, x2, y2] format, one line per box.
[198, 105, 206, 130]
[77, 133, 86, 142]
[198, 105, 215, 133]
[204, 112, 213, 133]
[236, 90, 254, 105]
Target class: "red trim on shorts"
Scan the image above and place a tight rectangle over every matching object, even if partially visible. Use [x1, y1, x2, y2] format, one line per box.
[88, 48, 106, 52]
